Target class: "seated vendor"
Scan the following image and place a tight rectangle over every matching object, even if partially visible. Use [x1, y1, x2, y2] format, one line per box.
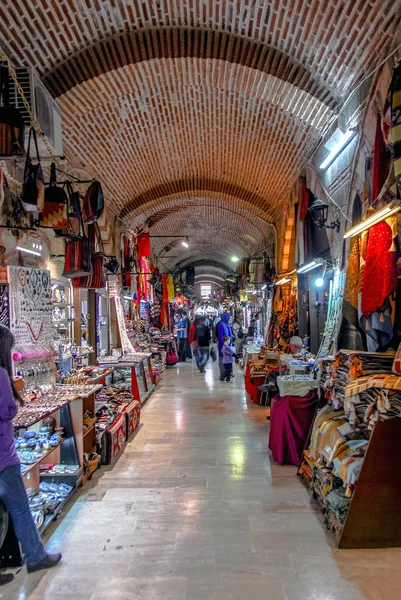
[289, 336, 305, 357]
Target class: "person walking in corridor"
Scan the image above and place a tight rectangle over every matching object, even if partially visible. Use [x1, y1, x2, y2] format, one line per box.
[0, 325, 62, 582]
[195, 316, 211, 373]
[177, 310, 188, 362]
[217, 313, 232, 379]
[221, 335, 237, 382]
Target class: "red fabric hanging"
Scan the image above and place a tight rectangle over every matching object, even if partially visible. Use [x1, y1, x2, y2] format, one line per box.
[137, 233, 151, 258]
[361, 220, 398, 318]
[162, 275, 169, 303]
[299, 177, 309, 222]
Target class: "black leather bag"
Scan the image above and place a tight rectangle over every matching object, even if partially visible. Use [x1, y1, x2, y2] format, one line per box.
[82, 180, 104, 223]
[0, 65, 25, 157]
[21, 128, 45, 212]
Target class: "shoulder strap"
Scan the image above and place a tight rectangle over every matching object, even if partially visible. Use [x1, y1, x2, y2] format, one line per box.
[31, 127, 40, 162]
[94, 221, 105, 255]
[0, 65, 10, 107]
[49, 162, 57, 185]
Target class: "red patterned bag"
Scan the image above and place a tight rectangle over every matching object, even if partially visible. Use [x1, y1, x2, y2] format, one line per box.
[41, 163, 69, 229]
[72, 252, 105, 289]
[62, 238, 92, 279]
[71, 223, 105, 289]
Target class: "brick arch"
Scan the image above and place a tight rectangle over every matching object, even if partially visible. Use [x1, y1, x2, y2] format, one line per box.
[149, 204, 267, 262]
[121, 177, 279, 221]
[44, 27, 337, 108]
[127, 191, 275, 234]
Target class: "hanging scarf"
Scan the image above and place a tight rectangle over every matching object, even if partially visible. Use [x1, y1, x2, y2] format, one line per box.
[371, 115, 390, 202]
[361, 218, 398, 319]
[391, 63, 401, 193]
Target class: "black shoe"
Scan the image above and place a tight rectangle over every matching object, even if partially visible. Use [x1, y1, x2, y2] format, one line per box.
[0, 573, 14, 586]
[27, 552, 62, 573]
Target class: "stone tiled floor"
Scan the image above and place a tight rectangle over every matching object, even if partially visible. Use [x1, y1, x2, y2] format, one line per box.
[3, 360, 401, 599]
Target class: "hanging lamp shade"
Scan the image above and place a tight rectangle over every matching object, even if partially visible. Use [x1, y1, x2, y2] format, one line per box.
[308, 197, 329, 229]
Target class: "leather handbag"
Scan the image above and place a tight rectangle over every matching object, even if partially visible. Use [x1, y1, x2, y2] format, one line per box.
[72, 223, 105, 289]
[21, 127, 45, 212]
[41, 162, 69, 229]
[54, 180, 82, 238]
[62, 237, 92, 279]
[0, 65, 25, 156]
[72, 252, 105, 289]
[82, 180, 104, 224]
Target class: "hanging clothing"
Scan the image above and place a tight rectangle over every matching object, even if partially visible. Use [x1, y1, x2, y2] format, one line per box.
[360, 218, 398, 319]
[186, 267, 195, 285]
[167, 276, 175, 301]
[371, 114, 390, 202]
[299, 177, 309, 222]
[137, 233, 151, 258]
[392, 63, 401, 192]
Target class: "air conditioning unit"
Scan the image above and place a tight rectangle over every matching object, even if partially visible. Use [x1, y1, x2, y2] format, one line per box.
[2, 67, 63, 157]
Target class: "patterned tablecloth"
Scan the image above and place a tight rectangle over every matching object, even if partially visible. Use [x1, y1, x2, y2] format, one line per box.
[277, 376, 319, 397]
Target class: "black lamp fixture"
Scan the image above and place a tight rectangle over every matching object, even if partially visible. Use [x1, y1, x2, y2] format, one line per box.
[308, 197, 340, 232]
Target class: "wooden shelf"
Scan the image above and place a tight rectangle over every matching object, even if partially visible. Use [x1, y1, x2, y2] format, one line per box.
[21, 442, 62, 477]
[83, 424, 95, 438]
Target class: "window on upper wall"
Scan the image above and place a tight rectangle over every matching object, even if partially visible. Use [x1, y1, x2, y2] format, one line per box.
[200, 285, 211, 298]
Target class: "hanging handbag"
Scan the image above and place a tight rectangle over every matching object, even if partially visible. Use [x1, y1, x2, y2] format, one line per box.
[54, 180, 82, 238]
[72, 223, 105, 289]
[41, 162, 69, 229]
[62, 237, 92, 279]
[0, 65, 25, 157]
[82, 180, 104, 224]
[21, 127, 45, 212]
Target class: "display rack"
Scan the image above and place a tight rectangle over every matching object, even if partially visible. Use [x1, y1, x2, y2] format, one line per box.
[297, 370, 401, 549]
[16, 400, 83, 527]
[98, 355, 155, 405]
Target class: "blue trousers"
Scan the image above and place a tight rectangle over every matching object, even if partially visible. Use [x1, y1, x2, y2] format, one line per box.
[198, 347, 209, 371]
[0, 464, 46, 566]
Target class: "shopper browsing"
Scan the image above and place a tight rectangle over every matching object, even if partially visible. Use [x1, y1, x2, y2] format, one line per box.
[221, 335, 237, 382]
[176, 310, 188, 362]
[0, 325, 62, 583]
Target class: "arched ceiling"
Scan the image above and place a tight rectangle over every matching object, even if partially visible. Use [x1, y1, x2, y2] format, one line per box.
[1, 0, 401, 272]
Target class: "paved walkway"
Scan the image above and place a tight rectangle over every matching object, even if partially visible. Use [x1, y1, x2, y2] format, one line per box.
[4, 360, 401, 599]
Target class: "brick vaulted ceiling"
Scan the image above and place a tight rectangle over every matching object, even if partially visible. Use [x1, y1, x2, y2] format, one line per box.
[1, 1, 401, 271]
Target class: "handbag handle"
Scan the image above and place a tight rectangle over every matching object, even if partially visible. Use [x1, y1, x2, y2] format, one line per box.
[0, 65, 10, 107]
[49, 162, 57, 185]
[65, 179, 86, 239]
[94, 221, 105, 255]
[26, 127, 40, 163]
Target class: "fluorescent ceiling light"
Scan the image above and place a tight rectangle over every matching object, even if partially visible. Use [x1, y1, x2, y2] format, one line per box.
[245, 289, 254, 293]
[261, 284, 267, 290]
[16, 246, 42, 257]
[231, 256, 240, 263]
[182, 241, 189, 248]
[343, 204, 401, 239]
[297, 259, 324, 274]
[319, 129, 355, 170]
[16, 235, 43, 257]
[123, 295, 133, 300]
[275, 277, 291, 285]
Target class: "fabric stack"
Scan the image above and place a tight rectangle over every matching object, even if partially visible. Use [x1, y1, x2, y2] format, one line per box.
[326, 488, 351, 525]
[331, 351, 394, 409]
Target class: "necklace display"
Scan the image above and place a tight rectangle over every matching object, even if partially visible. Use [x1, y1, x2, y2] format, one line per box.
[8, 266, 55, 384]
